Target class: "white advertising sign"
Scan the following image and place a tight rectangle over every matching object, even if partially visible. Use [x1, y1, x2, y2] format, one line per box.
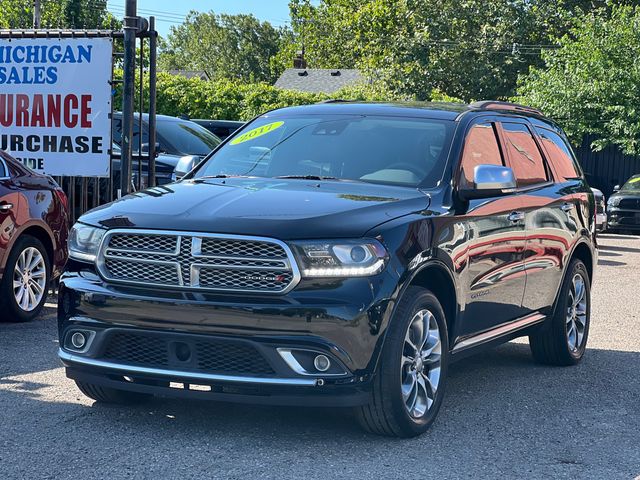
[0, 37, 112, 176]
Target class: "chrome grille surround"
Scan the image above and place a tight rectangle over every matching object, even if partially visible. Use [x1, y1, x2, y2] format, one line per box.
[96, 229, 301, 294]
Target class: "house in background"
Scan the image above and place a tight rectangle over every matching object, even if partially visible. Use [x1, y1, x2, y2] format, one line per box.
[274, 67, 364, 94]
[166, 70, 211, 81]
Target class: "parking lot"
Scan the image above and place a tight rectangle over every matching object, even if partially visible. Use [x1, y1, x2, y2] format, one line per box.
[0, 234, 638, 479]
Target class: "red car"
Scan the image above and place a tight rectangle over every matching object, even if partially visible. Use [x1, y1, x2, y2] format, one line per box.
[0, 150, 69, 322]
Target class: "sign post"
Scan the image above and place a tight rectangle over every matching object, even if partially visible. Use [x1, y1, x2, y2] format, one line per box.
[0, 37, 112, 177]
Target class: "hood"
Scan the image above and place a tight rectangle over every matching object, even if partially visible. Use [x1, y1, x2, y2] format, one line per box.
[80, 178, 430, 239]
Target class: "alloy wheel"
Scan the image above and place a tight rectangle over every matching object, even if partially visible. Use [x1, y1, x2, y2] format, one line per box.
[12, 247, 47, 312]
[401, 309, 442, 418]
[566, 273, 587, 352]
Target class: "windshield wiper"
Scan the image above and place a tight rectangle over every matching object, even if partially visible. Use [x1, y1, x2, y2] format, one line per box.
[195, 174, 248, 180]
[275, 175, 339, 181]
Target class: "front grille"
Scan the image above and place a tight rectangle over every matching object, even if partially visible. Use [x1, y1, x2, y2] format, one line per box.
[618, 198, 640, 210]
[101, 331, 275, 376]
[97, 230, 299, 293]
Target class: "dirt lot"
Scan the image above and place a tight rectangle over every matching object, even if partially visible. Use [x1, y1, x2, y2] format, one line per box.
[1, 233, 639, 479]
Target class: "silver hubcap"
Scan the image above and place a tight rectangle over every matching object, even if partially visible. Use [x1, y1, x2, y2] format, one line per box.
[401, 309, 442, 418]
[566, 274, 587, 352]
[12, 247, 46, 312]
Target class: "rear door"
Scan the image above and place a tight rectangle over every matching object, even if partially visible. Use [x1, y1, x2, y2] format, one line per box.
[457, 121, 528, 337]
[498, 121, 578, 312]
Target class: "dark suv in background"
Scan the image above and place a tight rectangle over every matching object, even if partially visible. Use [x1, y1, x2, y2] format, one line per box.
[58, 101, 596, 437]
[607, 174, 640, 233]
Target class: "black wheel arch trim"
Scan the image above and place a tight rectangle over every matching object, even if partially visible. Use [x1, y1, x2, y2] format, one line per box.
[545, 237, 594, 327]
[365, 255, 460, 376]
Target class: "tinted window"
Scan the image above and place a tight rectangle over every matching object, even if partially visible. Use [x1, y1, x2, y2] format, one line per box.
[501, 122, 548, 186]
[196, 115, 455, 187]
[534, 127, 580, 180]
[0, 157, 6, 177]
[112, 118, 221, 156]
[156, 121, 221, 156]
[112, 117, 150, 152]
[460, 123, 503, 185]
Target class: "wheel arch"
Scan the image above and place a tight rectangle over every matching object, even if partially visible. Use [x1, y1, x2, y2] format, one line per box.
[405, 260, 460, 345]
[14, 224, 55, 269]
[571, 240, 594, 282]
[546, 238, 595, 321]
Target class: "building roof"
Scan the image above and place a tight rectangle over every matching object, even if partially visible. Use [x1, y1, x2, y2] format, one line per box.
[274, 68, 363, 94]
[166, 70, 210, 81]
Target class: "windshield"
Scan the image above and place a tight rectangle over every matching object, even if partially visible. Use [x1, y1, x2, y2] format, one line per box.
[621, 176, 640, 192]
[194, 115, 455, 187]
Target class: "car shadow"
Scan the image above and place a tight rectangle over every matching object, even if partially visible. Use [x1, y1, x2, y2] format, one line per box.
[597, 258, 627, 266]
[597, 250, 621, 257]
[599, 244, 640, 254]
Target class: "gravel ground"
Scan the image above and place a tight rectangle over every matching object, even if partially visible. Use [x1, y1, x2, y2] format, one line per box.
[1, 234, 639, 479]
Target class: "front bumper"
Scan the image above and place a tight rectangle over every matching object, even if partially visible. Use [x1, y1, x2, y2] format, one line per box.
[607, 209, 640, 230]
[60, 349, 370, 407]
[58, 268, 398, 406]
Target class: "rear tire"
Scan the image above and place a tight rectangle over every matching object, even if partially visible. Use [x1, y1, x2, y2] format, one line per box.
[0, 235, 51, 323]
[75, 381, 151, 404]
[529, 259, 590, 366]
[355, 286, 449, 437]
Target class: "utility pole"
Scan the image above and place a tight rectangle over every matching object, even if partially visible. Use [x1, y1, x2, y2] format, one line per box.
[120, 0, 137, 196]
[33, 0, 41, 28]
[147, 16, 157, 188]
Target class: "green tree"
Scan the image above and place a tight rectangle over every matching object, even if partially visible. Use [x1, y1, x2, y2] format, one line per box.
[287, 0, 640, 101]
[159, 12, 284, 83]
[0, 0, 119, 29]
[517, 5, 640, 154]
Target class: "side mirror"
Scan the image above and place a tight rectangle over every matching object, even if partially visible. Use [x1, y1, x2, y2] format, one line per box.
[173, 155, 199, 181]
[459, 164, 517, 200]
[613, 184, 620, 192]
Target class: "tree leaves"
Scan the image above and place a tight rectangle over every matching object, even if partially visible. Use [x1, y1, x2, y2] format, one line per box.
[158, 11, 283, 83]
[517, 5, 640, 154]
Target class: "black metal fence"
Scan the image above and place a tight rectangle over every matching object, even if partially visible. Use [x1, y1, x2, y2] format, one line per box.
[576, 135, 640, 197]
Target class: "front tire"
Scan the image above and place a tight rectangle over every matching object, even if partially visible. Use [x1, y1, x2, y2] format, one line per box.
[356, 286, 449, 437]
[529, 259, 591, 366]
[0, 235, 50, 322]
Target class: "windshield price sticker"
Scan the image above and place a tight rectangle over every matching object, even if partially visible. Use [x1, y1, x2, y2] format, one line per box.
[230, 121, 284, 145]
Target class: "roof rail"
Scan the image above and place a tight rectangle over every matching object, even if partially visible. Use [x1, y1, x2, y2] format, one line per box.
[469, 100, 543, 116]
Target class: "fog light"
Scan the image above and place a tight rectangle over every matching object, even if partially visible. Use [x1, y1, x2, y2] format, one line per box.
[71, 332, 87, 349]
[313, 354, 331, 372]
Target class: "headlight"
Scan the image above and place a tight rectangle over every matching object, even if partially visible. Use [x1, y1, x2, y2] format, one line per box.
[290, 239, 388, 277]
[607, 197, 620, 208]
[68, 223, 106, 262]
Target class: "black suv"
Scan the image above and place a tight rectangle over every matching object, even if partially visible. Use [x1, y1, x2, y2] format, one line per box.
[58, 101, 597, 437]
[607, 174, 640, 233]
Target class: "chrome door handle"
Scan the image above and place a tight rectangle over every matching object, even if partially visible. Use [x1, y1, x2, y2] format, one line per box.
[0, 203, 13, 212]
[560, 202, 573, 212]
[508, 211, 525, 223]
